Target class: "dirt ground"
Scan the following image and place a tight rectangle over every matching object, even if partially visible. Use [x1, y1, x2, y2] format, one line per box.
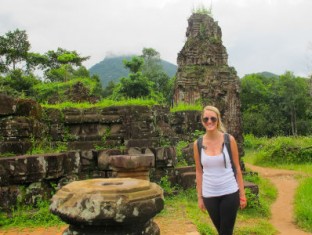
[0, 164, 311, 235]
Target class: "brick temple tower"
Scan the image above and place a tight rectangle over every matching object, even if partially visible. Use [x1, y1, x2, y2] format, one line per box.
[173, 12, 243, 153]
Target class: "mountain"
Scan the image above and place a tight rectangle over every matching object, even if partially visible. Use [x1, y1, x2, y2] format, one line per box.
[89, 55, 177, 87]
[257, 71, 279, 78]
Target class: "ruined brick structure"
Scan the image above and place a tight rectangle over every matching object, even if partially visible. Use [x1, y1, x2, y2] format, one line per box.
[173, 13, 243, 151]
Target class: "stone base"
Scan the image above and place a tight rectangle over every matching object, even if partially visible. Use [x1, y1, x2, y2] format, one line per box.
[63, 220, 160, 235]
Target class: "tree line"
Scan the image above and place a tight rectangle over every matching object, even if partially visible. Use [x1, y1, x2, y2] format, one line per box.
[1, 29, 311, 137]
[241, 72, 312, 136]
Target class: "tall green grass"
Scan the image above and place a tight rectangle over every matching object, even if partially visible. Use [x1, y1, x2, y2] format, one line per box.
[294, 177, 312, 232]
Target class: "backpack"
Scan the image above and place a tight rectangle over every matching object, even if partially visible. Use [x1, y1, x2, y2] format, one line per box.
[197, 133, 237, 177]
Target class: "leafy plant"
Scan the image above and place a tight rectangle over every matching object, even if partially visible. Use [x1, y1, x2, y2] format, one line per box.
[94, 127, 112, 150]
[209, 36, 221, 44]
[175, 140, 190, 166]
[27, 135, 67, 155]
[159, 175, 179, 197]
[192, 4, 212, 16]
[192, 129, 205, 140]
[159, 136, 171, 147]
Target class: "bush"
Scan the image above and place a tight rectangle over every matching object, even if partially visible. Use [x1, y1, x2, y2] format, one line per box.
[252, 136, 312, 165]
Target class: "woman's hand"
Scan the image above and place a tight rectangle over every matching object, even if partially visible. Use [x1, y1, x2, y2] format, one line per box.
[240, 197, 247, 209]
[198, 197, 206, 212]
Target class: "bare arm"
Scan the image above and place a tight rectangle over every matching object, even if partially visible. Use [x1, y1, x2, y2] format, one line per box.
[193, 140, 206, 211]
[229, 135, 247, 209]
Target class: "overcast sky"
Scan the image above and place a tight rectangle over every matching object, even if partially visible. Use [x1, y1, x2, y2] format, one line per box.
[1, 0, 312, 77]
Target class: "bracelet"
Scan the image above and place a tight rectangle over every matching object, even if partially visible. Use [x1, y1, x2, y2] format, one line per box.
[240, 197, 247, 202]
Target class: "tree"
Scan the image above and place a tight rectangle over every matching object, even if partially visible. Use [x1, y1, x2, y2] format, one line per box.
[240, 74, 271, 110]
[44, 48, 89, 69]
[102, 81, 116, 98]
[42, 48, 90, 82]
[141, 48, 172, 103]
[44, 64, 75, 82]
[26, 52, 48, 73]
[278, 71, 311, 135]
[0, 29, 30, 72]
[119, 73, 152, 98]
[241, 74, 279, 136]
[110, 56, 161, 101]
[123, 56, 144, 73]
[241, 73, 288, 136]
[241, 72, 312, 136]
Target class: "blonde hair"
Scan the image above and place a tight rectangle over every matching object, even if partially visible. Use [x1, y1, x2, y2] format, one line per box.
[202, 105, 226, 132]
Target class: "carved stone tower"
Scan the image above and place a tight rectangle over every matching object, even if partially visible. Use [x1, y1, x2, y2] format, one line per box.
[173, 13, 243, 152]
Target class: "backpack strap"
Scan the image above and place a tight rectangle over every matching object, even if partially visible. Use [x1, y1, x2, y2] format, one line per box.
[197, 136, 203, 169]
[224, 133, 237, 178]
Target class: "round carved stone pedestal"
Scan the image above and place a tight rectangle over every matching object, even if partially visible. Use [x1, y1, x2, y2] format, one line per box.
[50, 178, 164, 235]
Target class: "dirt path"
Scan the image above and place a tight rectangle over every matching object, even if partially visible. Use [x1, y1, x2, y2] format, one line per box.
[245, 163, 312, 235]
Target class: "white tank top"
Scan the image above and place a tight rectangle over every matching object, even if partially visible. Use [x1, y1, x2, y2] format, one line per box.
[201, 145, 238, 197]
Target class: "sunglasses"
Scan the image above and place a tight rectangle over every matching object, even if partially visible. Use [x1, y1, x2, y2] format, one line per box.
[202, 116, 218, 123]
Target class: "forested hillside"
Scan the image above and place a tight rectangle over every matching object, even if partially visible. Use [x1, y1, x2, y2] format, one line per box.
[89, 55, 177, 87]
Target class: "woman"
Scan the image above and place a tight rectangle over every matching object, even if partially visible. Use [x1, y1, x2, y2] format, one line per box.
[193, 105, 247, 235]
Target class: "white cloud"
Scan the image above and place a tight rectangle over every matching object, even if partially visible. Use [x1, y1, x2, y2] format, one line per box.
[1, 0, 312, 77]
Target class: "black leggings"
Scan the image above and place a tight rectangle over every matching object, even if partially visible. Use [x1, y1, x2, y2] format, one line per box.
[203, 191, 240, 235]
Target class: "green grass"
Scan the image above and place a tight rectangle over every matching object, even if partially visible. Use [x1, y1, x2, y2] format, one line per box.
[170, 102, 202, 113]
[42, 98, 159, 109]
[0, 200, 64, 229]
[294, 177, 312, 232]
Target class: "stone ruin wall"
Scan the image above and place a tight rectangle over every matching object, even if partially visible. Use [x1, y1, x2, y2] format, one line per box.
[0, 94, 203, 155]
[0, 94, 204, 211]
[173, 13, 243, 152]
